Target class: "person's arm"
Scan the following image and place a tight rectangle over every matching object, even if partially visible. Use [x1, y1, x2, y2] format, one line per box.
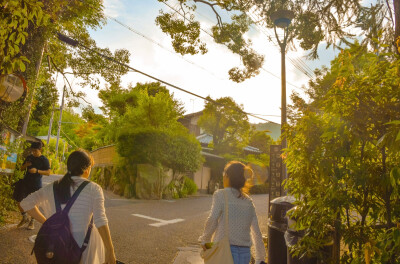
[250, 206, 267, 264]
[26, 206, 46, 224]
[198, 190, 223, 249]
[98, 225, 116, 264]
[20, 159, 31, 170]
[92, 183, 115, 263]
[28, 167, 51, 175]
[38, 169, 51, 176]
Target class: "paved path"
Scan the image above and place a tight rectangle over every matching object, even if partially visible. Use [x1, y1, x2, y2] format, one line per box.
[0, 176, 269, 264]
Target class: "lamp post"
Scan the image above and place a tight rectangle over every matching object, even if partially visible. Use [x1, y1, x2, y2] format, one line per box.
[270, 10, 294, 182]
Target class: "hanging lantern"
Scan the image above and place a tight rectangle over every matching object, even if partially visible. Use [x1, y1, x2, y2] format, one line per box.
[0, 74, 28, 102]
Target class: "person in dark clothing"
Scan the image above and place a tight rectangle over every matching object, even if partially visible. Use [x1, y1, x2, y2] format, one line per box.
[16, 141, 51, 229]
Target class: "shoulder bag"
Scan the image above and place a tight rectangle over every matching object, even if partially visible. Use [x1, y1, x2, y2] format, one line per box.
[200, 189, 234, 264]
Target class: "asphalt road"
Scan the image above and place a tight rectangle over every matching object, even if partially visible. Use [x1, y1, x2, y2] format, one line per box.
[0, 175, 269, 264]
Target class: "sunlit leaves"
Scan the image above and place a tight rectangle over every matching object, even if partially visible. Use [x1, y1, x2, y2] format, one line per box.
[155, 10, 207, 55]
[285, 43, 400, 262]
[198, 96, 251, 155]
[0, 0, 48, 74]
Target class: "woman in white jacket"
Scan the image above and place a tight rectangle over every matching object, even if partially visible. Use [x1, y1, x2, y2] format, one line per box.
[21, 150, 116, 264]
[199, 161, 266, 264]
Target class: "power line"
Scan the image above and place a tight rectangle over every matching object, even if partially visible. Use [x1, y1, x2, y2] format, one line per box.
[57, 33, 277, 124]
[106, 15, 224, 80]
[246, 10, 316, 79]
[60, 129, 80, 149]
[161, 1, 311, 89]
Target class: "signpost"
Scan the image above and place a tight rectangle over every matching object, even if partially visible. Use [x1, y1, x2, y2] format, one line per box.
[268, 145, 283, 209]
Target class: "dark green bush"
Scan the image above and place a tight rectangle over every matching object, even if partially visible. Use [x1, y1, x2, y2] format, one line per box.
[249, 183, 269, 194]
[182, 176, 197, 195]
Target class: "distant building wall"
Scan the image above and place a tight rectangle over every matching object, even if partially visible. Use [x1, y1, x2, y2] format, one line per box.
[91, 145, 116, 166]
[193, 165, 211, 191]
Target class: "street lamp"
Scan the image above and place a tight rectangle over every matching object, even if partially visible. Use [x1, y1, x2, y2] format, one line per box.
[270, 9, 294, 182]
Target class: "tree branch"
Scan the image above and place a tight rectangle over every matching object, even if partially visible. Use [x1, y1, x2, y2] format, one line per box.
[193, 0, 223, 28]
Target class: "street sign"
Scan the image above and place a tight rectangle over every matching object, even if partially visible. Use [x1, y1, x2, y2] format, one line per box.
[269, 145, 283, 201]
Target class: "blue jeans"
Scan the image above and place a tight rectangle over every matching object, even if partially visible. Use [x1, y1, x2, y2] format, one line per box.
[230, 245, 251, 264]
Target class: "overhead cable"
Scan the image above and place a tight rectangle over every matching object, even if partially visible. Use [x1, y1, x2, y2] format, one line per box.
[57, 33, 278, 124]
[161, 1, 307, 90]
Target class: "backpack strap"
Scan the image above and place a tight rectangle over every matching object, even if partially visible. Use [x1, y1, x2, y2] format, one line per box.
[62, 181, 90, 214]
[81, 216, 94, 253]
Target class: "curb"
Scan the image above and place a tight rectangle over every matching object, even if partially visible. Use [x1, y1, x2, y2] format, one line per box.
[173, 246, 203, 264]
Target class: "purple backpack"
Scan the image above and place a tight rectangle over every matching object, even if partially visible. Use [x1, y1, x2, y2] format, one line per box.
[33, 181, 94, 264]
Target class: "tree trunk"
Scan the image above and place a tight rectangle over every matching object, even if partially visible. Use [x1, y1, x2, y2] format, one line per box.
[394, 0, 400, 45]
[16, 26, 47, 132]
[333, 212, 341, 264]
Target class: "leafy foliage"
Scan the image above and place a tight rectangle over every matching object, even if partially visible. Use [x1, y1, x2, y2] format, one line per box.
[248, 130, 274, 155]
[198, 96, 251, 155]
[1, 0, 130, 135]
[155, 0, 397, 82]
[0, 0, 48, 74]
[107, 82, 202, 186]
[285, 42, 400, 263]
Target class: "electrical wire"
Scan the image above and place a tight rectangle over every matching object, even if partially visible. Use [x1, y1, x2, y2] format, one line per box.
[106, 15, 224, 80]
[161, 1, 309, 90]
[56, 33, 278, 124]
[60, 129, 80, 149]
[246, 10, 316, 79]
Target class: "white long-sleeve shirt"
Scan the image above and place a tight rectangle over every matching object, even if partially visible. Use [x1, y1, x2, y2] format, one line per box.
[21, 176, 108, 264]
[199, 188, 266, 264]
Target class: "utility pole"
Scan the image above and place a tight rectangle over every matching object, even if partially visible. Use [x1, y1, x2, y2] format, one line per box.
[55, 85, 66, 159]
[270, 10, 294, 183]
[46, 105, 56, 147]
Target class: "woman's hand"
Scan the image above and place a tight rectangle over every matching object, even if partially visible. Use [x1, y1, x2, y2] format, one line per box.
[103, 248, 116, 264]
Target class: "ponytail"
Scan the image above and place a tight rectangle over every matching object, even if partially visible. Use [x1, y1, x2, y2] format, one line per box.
[55, 150, 94, 204]
[56, 171, 74, 204]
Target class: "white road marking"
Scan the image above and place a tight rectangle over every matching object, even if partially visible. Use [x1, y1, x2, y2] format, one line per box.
[132, 214, 185, 227]
[162, 200, 176, 203]
[28, 235, 37, 243]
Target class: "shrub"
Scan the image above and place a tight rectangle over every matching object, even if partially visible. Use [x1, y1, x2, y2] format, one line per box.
[182, 176, 197, 195]
[249, 183, 269, 194]
[123, 184, 135, 198]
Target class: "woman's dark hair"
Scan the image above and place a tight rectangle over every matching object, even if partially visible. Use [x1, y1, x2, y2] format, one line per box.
[56, 150, 94, 204]
[224, 161, 253, 198]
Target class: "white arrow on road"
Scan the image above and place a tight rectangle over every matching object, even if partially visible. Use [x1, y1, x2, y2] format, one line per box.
[132, 214, 185, 227]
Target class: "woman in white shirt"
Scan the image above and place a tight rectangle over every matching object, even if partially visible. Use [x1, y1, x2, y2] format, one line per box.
[199, 161, 266, 264]
[21, 150, 116, 264]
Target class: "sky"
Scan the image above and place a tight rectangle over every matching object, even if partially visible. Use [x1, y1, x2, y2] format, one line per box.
[56, 0, 347, 124]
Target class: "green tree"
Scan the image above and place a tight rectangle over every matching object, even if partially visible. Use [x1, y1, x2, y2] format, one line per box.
[114, 83, 202, 177]
[248, 130, 274, 155]
[0, 0, 47, 74]
[99, 82, 182, 120]
[155, 0, 398, 82]
[1, 0, 130, 133]
[27, 78, 58, 135]
[117, 128, 202, 176]
[284, 42, 400, 263]
[198, 96, 251, 155]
